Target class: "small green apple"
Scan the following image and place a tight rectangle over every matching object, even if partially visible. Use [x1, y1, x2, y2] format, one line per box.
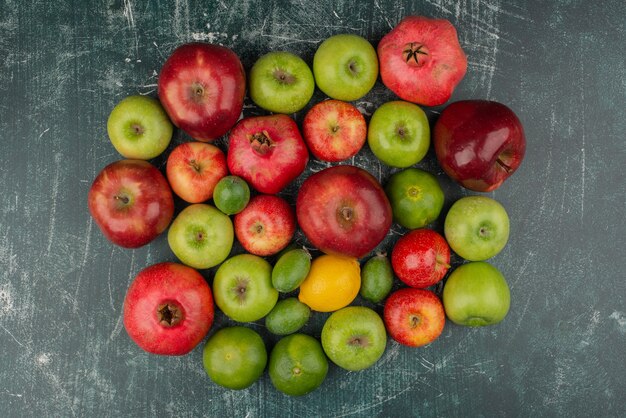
[249, 51, 315, 114]
[167, 204, 234, 269]
[444, 196, 510, 261]
[368, 101, 430, 168]
[442, 261, 511, 326]
[213, 254, 278, 322]
[107, 95, 173, 160]
[321, 306, 387, 371]
[313, 34, 378, 101]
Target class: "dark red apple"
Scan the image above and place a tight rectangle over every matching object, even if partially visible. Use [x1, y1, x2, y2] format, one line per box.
[384, 287, 445, 347]
[227, 114, 309, 194]
[234, 194, 296, 256]
[296, 165, 392, 259]
[88, 159, 174, 248]
[433, 100, 526, 192]
[391, 229, 450, 288]
[303, 99, 367, 162]
[123, 262, 214, 356]
[158, 43, 246, 142]
[378, 15, 467, 107]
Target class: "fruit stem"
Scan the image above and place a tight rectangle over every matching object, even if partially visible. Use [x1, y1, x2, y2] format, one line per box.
[496, 158, 513, 174]
[114, 195, 130, 205]
[248, 131, 275, 155]
[189, 159, 202, 173]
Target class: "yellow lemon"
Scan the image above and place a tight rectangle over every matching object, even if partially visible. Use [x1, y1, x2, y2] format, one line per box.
[298, 254, 361, 312]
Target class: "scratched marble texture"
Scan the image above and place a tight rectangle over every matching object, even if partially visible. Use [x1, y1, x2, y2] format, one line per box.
[1, 0, 625, 416]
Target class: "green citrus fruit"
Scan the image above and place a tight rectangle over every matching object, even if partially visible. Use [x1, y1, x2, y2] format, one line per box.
[385, 168, 444, 229]
[269, 333, 328, 396]
[202, 326, 267, 390]
[213, 175, 250, 215]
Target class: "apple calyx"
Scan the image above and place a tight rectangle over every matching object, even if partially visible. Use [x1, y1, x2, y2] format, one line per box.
[410, 314, 421, 328]
[190, 82, 207, 104]
[129, 122, 145, 136]
[402, 43, 429, 67]
[337, 206, 355, 227]
[348, 335, 370, 347]
[157, 302, 184, 327]
[234, 277, 249, 302]
[273, 69, 296, 85]
[248, 131, 275, 155]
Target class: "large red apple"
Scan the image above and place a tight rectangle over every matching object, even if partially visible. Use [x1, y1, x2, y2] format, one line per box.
[296, 165, 392, 259]
[433, 100, 526, 192]
[234, 194, 296, 256]
[378, 15, 467, 107]
[158, 43, 246, 142]
[123, 262, 214, 356]
[391, 229, 450, 288]
[227, 114, 309, 194]
[384, 288, 445, 347]
[88, 159, 174, 248]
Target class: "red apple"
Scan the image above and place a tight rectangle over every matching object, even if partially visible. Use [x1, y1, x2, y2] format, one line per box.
[123, 262, 214, 356]
[384, 287, 445, 347]
[166, 141, 228, 203]
[158, 43, 246, 142]
[88, 159, 174, 248]
[302, 99, 367, 162]
[234, 194, 295, 256]
[296, 165, 392, 259]
[227, 114, 309, 194]
[434, 100, 526, 192]
[391, 229, 450, 288]
[378, 16, 467, 107]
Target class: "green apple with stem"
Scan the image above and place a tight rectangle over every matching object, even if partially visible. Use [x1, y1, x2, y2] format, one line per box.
[321, 306, 387, 371]
[249, 51, 315, 114]
[368, 101, 430, 168]
[213, 254, 278, 322]
[107, 95, 173, 160]
[313, 34, 378, 101]
[167, 204, 234, 269]
[442, 261, 511, 326]
[444, 196, 510, 261]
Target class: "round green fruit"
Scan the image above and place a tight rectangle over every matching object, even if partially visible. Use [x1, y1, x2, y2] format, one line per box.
[266, 298, 311, 336]
[367, 101, 430, 168]
[385, 168, 444, 229]
[444, 196, 510, 261]
[202, 326, 267, 390]
[442, 261, 511, 327]
[272, 248, 312, 293]
[213, 175, 250, 215]
[360, 253, 393, 303]
[269, 333, 328, 396]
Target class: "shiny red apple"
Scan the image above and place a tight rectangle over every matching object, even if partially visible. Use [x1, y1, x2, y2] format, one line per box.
[123, 262, 214, 356]
[434, 100, 526, 192]
[88, 159, 174, 248]
[296, 165, 392, 259]
[227, 114, 309, 194]
[384, 288, 445, 347]
[158, 42, 246, 142]
[391, 229, 450, 288]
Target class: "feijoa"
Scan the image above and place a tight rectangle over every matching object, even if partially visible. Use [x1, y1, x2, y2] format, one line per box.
[272, 248, 312, 293]
[360, 253, 394, 303]
[265, 297, 311, 335]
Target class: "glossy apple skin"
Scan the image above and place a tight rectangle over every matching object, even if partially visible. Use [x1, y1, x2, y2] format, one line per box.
[88, 160, 174, 248]
[434, 100, 526, 192]
[123, 262, 214, 356]
[296, 165, 392, 259]
[234, 194, 296, 256]
[227, 115, 309, 194]
[384, 288, 445, 347]
[391, 229, 450, 288]
[378, 16, 467, 106]
[158, 43, 246, 142]
[166, 142, 227, 203]
[303, 99, 367, 162]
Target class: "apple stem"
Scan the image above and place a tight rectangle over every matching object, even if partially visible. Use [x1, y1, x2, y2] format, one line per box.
[496, 157, 513, 174]
[189, 159, 202, 173]
[114, 195, 129, 205]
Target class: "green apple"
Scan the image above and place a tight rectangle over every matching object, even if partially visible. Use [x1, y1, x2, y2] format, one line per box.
[213, 254, 278, 322]
[249, 51, 315, 114]
[107, 95, 173, 160]
[167, 204, 233, 269]
[385, 168, 444, 229]
[442, 261, 511, 326]
[368, 101, 430, 168]
[202, 326, 267, 390]
[321, 306, 387, 371]
[313, 34, 378, 101]
[444, 196, 510, 261]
